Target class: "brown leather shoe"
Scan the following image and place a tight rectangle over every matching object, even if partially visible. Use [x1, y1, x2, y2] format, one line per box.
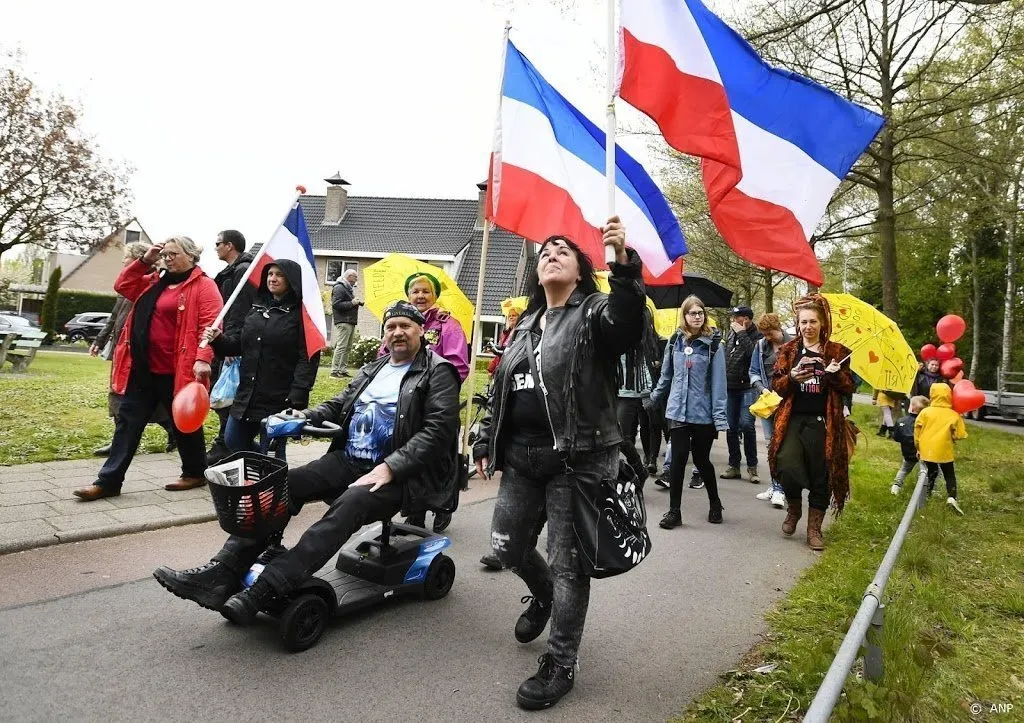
[73, 484, 121, 502]
[781, 500, 802, 536]
[807, 508, 826, 551]
[164, 476, 207, 491]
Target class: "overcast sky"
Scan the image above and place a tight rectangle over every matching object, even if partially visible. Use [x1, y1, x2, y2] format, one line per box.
[4, 0, 660, 272]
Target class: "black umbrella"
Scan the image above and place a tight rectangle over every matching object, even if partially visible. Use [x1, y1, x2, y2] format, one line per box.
[646, 273, 734, 309]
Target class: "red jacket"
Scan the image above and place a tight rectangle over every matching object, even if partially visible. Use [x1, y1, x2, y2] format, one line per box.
[111, 260, 223, 396]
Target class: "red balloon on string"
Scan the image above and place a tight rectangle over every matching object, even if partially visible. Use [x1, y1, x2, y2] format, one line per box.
[936, 314, 966, 344]
[935, 343, 956, 362]
[920, 344, 938, 361]
[952, 379, 985, 414]
[172, 382, 210, 433]
[940, 357, 963, 379]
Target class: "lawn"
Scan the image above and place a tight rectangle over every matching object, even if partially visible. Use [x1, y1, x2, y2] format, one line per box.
[0, 351, 490, 466]
[678, 405, 1024, 722]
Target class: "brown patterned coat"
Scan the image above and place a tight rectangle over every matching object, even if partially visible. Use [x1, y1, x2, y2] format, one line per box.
[768, 338, 856, 514]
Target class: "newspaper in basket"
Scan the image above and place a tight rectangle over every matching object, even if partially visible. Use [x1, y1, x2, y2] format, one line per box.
[206, 452, 290, 537]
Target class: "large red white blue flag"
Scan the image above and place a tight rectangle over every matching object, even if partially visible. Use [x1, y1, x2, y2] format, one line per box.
[246, 202, 327, 358]
[619, 0, 884, 286]
[487, 39, 687, 281]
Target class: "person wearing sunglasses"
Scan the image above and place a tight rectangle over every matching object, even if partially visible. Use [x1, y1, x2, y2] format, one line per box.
[74, 237, 223, 502]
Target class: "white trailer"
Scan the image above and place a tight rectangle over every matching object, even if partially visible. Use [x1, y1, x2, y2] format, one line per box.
[971, 371, 1024, 424]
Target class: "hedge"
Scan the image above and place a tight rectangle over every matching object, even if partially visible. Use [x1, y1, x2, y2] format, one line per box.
[55, 290, 118, 330]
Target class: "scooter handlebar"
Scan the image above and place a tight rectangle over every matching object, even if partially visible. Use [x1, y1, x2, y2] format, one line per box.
[300, 420, 344, 438]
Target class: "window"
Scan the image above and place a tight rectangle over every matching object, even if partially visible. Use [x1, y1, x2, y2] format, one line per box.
[478, 321, 505, 353]
[124, 230, 141, 244]
[325, 260, 359, 284]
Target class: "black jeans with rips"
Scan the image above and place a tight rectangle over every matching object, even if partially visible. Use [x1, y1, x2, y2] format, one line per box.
[666, 423, 720, 511]
[490, 443, 618, 668]
[97, 370, 206, 491]
[776, 413, 829, 511]
[213, 450, 404, 593]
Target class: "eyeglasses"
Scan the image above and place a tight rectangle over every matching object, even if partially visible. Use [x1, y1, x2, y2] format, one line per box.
[159, 251, 180, 260]
[214, 240, 230, 247]
[685, 310, 706, 317]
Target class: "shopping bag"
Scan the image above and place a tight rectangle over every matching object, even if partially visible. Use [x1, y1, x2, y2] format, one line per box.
[749, 389, 782, 419]
[209, 358, 240, 409]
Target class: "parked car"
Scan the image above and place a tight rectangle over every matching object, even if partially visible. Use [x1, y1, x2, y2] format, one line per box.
[0, 313, 38, 332]
[64, 312, 111, 343]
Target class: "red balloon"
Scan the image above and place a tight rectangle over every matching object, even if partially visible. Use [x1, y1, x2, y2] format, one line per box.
[951, 371, 964, 384]
[936, 314, 966, 344]
[920, 344, 938, 361]
[940, 357, 963, 379]
[952, 379, 985, 414]
[935, 343, 956, 362]
[172, 382, 210, 433]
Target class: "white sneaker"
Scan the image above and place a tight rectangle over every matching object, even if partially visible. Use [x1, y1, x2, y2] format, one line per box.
[946, 497, 964, 515]
[890, 484, 901, 495]
[770, 490, 786, 508]
[755, 489, 772, 501]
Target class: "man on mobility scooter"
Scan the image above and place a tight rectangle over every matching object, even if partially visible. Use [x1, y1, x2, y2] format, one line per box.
[154, 300, 461, 626]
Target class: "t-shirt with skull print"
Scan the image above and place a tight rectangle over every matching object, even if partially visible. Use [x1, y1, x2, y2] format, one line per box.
[345, 360, 413, 464]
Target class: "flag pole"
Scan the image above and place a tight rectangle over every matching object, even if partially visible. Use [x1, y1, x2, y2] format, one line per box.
[461, 21, 511, 462]
[199, 185, 306, 348]
[604, 0, 618, 266]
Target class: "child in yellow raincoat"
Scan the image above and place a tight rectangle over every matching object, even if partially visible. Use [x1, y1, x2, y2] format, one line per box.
[914, 382, 967, 514]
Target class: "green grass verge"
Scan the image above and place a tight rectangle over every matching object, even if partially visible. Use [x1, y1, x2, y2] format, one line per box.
[0, 351, 490, 466]
[678, 405, 1024, 722]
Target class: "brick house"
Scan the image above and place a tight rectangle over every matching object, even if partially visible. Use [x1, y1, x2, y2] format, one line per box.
[301, 174, 529, 351]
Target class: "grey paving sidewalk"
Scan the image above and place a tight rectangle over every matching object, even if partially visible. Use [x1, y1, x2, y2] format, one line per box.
[0, 442, 331, 555]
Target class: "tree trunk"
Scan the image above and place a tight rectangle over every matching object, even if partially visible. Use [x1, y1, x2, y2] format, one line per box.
[969, 237, 982, 381]
[763, 268, 774, 313]
[1000, 170, 1020, 380]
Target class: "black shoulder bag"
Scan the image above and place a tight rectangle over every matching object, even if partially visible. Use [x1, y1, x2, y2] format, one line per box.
[524, 327, 652, 579]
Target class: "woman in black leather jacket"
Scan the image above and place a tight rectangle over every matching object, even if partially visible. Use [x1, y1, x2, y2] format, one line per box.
[473, 216, 645, 711]
[203, 259, 320, 459]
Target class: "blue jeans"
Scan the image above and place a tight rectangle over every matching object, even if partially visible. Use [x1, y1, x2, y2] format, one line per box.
[224, 416, 287, 461]
[726, 389, 758, 469]
[490, 444, 618, 667]
[760, 417, 782, 493]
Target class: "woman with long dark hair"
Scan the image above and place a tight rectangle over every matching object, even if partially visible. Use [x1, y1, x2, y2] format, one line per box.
[648, 295, 728, 527]
[473, 218, 644, 711]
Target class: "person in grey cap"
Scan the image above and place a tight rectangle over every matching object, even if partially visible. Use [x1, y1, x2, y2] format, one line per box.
[721, 305, 763, 483]
[153, 299, 461, 624]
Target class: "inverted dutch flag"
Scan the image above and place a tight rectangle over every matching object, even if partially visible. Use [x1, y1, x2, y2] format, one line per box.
[619, 0, 884, 286]
[488, 39, 686, 280]
[246, 202, 327, 359]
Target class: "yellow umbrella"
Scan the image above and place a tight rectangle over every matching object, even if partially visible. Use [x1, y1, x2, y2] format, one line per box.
[501, 296, 528, 317]
[653, 308, 679, 339]
[363, 254, 475, 336]
[822, 292, 918, 395]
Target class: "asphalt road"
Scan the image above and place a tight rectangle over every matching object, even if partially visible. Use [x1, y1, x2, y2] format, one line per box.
[0, 470, 816, 723]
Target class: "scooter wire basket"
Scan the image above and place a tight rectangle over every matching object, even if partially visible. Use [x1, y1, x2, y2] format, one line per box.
[207, 452, 290, 538]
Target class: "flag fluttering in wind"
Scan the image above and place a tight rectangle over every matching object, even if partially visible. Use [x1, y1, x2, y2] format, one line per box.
[245, 202, 327, 359]
[488, 38, 686, 280]
[618, 0, 884, 286]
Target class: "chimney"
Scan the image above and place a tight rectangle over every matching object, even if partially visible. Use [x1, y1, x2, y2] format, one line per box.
[323, 172, 350, 225]
[475, 179, 488, 230]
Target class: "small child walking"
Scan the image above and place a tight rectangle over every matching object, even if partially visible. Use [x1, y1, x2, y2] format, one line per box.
[914, 382, 967, 514]
[890, 395, 929, 495]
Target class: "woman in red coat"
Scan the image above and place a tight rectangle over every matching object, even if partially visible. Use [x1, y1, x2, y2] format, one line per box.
[75, 237, 223, 501]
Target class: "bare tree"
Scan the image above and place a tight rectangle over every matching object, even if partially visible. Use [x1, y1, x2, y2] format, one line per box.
[0, 52, 131, 261]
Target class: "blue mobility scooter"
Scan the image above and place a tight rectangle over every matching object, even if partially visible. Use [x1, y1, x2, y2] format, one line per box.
[205, 415, 457, 652]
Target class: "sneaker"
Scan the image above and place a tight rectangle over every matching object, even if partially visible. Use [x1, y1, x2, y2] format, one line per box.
[153, 561, 240, 611]
[946, 497, 964, 515]
[432, 511, 453, 533]
[747, 467, 760, 484]
[404, 513, 426, 528]
[516, 654, 576, 710]
[890, 484, 902, 496]
[708, 504, 723, 524]
[659, 509, 682, 529]
[720, 467, 742, 479]
[515, 595, 552, 643]
[480, 553, 502, 570]
[770, 489, 786, 509]
[329, 370, 350, 378]
[206, 440, 231, 466]
[654, 477, 670, 490]
[646, 463, 658, 475]
[755, 489, 773, 501]
[688, 477, 704, 490]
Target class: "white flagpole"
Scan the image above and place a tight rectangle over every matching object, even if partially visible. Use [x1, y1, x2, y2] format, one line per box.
[199, 185, 306, 348]
[604, 0, 618, 266]
[461, 22, 511, 460]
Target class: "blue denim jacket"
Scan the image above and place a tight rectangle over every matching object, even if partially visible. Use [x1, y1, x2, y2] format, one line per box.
[748, 333, 791, 392]
[650, 333, 728, 430]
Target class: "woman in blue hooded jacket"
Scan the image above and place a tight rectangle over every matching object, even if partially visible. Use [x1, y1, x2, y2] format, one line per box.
[648, 295, 728, 527]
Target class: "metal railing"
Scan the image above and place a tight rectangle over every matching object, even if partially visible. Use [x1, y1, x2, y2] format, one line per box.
[803, 469, 930, 721]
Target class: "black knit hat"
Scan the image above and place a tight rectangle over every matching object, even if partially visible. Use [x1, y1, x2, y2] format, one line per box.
[383, 300, 425, 326]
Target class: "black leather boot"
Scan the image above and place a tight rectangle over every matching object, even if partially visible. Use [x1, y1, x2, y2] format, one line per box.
[221, 576, 276, 626]
[153, 561, 240, 610]
[516, 654, 576, 710]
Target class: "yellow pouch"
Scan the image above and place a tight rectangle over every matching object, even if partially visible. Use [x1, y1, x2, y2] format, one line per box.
[749, 389, 782, 419]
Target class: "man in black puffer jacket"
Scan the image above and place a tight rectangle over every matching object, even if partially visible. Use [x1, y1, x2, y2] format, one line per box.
[208, 230, 255, 464]
[722, 305, 763, 482]
[153, 300, 461, 625]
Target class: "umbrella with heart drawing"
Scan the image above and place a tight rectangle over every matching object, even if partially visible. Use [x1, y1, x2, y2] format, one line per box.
[822, 293, 918, 396]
